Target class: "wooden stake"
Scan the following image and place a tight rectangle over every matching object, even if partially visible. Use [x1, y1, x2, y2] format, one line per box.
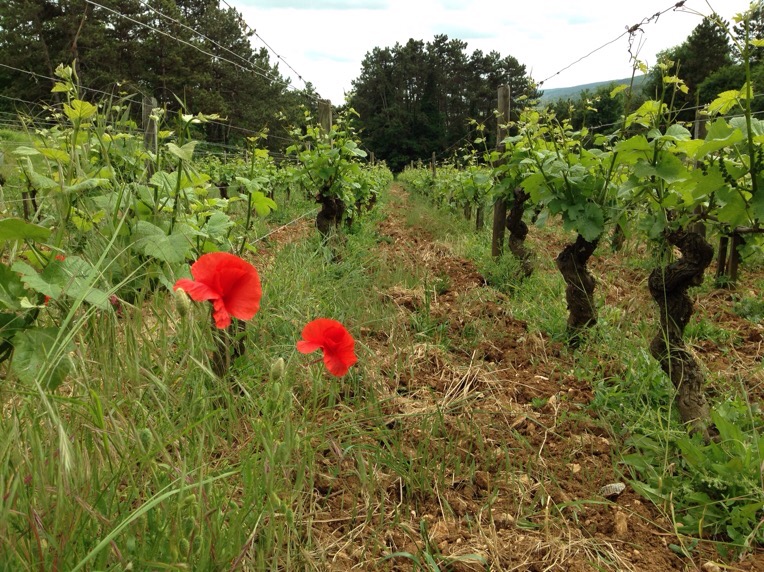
[491, 85, 510, 257]
[318, 99, 332, 139]
[142, 95, 157, 177]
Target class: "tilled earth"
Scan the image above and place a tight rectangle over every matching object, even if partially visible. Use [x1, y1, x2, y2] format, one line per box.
[294, 186, 764, 571]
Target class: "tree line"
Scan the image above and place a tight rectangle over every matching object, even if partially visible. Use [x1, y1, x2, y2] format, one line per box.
[0, 1, 542, 167]
[0, 0, 316, 146]
[347, 35, 539, 172]
[3, 1, 757, 169]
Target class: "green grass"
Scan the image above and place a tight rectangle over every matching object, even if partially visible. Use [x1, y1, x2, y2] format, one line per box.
[1, 180, 762, 569]
[0, 187, 479, 569]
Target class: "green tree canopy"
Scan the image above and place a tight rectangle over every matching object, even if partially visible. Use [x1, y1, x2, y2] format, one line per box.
[348, 35, 539, 172]
[0, 0, 313, 146]
[643, 17, 732, 122]
[548, 80, 646, 136]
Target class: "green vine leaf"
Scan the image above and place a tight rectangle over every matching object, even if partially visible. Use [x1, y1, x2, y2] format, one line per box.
[11, 327, 73, 390]
[166, 141, 198, 163]
[132, 221, 190, 264]
[0, 218, 51, 243]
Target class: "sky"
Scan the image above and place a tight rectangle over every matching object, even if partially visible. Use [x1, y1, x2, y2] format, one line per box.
[229, 0, 755, 104]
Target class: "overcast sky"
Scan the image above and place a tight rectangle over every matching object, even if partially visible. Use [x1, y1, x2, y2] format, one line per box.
[229, 0, 754, 103]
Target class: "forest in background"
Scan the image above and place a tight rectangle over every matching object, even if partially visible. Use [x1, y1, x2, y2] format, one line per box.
[0, 0, 317, 147]
[1, 1, 764, 168]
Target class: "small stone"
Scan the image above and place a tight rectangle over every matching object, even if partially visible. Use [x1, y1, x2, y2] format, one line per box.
[495, 513, 515, 528]
[614, 511, 628, 536]
[567, 463, 581, 474]
[599, 482, 626, 498]
[701, 562, 721, 572]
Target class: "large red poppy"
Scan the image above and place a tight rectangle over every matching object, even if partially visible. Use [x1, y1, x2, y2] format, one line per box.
[173, 252, 262, 329]
[296, 318, 357, 377]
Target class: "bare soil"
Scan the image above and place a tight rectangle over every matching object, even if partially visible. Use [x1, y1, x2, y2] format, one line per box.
[298, 186, 764, 571]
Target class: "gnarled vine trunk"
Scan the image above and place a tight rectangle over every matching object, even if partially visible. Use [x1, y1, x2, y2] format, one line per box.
[648, 230, 714, 436]
[316, 195, 345, 240]
[556, 234, 598, 346]
[506, 188, 533, 277]
[475, 205, 485, 231]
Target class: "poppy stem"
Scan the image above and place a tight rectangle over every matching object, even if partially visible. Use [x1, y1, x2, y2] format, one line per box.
[301, 356, 324, 368]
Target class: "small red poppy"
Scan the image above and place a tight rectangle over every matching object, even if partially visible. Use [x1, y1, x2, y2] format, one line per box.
[173, 252, 262, 329]
[297, 318, 358, 377]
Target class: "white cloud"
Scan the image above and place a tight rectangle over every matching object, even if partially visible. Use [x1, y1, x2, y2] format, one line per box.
[232, 0, 754, 103]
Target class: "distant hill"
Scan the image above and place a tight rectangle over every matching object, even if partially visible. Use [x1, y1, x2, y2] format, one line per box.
[539, 74, 648, 103]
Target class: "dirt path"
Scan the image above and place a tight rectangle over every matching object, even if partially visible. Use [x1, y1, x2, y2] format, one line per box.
[311, 185, 764, 571]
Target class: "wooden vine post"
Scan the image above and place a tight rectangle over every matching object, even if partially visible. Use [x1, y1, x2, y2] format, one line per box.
[315, 99, 345, 244]
[318, 99, 332, 136]
[690, 108, 707, 239]
[142, 95, 157, 178]
[491, 85, 510, 257]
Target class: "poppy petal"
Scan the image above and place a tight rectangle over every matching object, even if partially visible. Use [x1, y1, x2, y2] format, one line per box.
[324, 339, 357, 376]
[298, 318, 357, 376]
[296, 340, 322, 354]
[189, 252, 234, 283]
[174, 252, 262, 329]
[195, 253, 260, 322]
[174, 279, 219, 302]
[300, 318, 341, 343]
[221, 268, 261, 321]
[323, 352, 351, 377]
[211, 298, 232, 329]
[337, 342, 358, 367]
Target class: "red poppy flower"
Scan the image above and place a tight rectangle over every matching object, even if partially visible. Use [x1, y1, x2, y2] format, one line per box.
[297, 318, 357, 377]
[173, 252, 262, 329]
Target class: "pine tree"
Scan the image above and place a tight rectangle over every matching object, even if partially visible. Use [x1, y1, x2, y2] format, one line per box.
[349, 35, 538, 171]
[643, 17, 732, 122]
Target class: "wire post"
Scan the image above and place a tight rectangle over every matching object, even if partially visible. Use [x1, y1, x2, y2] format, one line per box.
[142, 94, 157, 176]
[318, 99, 332, 139]
[492, 84, 510, 258]
[690, 106, 707, 238]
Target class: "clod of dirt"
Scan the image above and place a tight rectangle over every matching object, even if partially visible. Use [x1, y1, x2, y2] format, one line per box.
[474, 470, 491, 491]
